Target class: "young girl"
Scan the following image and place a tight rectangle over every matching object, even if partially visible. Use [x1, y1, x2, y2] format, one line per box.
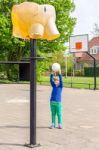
[50, 70, 63, 129]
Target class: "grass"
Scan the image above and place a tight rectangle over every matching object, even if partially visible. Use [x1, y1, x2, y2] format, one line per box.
[38, 76, 99, 89]
[0, 79, 29, 84]
[0, 76, 99, 89]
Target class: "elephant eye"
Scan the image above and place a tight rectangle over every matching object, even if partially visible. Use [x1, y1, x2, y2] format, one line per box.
[44, 6, 46, 12]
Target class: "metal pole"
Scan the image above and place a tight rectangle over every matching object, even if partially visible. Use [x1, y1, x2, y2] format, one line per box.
[87, 52, 96, 90]
[65, 57, 67, 78]
[93, 58, 96, 90]
[30, 39, 36, 145]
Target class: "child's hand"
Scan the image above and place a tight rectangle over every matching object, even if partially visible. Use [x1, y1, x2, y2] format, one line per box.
[53, 72, 57, 76]
[53, 70, 61, 75]
[51, 69, 61, 75]
[58, 70, 61, 74]
[55, 70, 61, 74]
[51, 71, 56, 75]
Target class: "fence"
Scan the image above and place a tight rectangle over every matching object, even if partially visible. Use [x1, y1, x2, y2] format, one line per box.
[38, 81, 99, 90]
[0, 77, 99, 90]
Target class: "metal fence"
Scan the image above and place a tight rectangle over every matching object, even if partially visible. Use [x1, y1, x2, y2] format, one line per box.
[38, 81, 99, 90]
[0, 78, 99, 90]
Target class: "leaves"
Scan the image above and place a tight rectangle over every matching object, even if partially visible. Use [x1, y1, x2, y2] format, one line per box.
[0, 0, 76, 79]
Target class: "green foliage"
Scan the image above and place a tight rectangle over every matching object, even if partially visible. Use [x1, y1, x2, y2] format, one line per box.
[0, 0, 76, 80]
[67, 55, 74, 73]
[84, 67, 99, 77]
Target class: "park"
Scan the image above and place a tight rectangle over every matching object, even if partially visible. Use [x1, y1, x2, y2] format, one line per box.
[0, 0, 99, 150]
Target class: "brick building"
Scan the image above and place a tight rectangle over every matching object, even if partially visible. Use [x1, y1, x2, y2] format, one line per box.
[75, 36, 99, 68]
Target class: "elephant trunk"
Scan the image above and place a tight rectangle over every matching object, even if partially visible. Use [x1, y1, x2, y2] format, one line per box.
[45, 18, 60, 40]
[29, 23, 44, 39]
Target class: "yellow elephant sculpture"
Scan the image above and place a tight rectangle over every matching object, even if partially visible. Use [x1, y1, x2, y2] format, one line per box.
[11, 2, 60, 40]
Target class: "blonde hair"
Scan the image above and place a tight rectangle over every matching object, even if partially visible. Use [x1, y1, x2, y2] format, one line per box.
[53, 76, 59, 81]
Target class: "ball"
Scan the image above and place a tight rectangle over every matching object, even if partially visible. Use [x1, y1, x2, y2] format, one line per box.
[52, 63, 60, 72]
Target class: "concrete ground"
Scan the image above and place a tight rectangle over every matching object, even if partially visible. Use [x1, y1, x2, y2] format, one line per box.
[0, 84, 99, 150]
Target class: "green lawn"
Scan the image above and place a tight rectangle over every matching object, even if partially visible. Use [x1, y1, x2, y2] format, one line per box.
[0, 76, 99, 89]
[38, 76, 99, 89]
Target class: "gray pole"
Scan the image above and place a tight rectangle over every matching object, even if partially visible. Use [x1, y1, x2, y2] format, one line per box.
[87, 52, 96, 90]
[93, 57, 96, 90]
[25, 39, 40, 148]
[65, 57, 67, 78]
[30, 39, 36, 145]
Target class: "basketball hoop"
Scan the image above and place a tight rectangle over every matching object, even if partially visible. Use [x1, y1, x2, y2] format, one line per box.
[69, 34, 96, 90]
[69, 34, 88, 53]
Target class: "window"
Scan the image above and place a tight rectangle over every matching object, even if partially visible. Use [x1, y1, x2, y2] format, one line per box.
[90, 46, 98, 54]
[95, 46, 99, 52]
[94, 48, 97, 54]
[90, 48, 94, 54]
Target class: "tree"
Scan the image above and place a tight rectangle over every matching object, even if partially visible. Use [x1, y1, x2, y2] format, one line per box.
[0, 0, 76, 80]
[92, 23, 99, 37]
[0, 0, 28, 79]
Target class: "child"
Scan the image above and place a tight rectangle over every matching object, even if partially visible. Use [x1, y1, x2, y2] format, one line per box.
[50, 70, 63, 129]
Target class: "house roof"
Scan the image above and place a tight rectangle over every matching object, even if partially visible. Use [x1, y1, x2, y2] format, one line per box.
[89, 36, 99, 48]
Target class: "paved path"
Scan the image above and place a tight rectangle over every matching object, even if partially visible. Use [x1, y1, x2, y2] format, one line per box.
[0, 84, 99, 150]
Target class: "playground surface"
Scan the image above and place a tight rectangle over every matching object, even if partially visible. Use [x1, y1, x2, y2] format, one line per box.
[0, 84, 99, 150]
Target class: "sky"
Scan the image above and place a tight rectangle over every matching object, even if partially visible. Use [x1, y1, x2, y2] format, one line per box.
[72, 0, 99, 39]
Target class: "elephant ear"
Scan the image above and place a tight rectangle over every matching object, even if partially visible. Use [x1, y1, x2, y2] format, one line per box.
[22, 2, 39, 16]
[12, 2, 39, 16]
[11, 2, 39, 39]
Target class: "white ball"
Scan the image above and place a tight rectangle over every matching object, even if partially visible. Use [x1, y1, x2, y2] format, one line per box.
[52, 63, 60, 72]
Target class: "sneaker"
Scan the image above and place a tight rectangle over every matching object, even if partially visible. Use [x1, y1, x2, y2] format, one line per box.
[49, 124, 55, 129]
[58, 125, 62, 129]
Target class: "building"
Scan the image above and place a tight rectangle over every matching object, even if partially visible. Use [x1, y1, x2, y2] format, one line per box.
[75, 36, 99, 68]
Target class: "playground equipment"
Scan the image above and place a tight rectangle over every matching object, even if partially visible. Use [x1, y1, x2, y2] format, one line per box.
[69, 34, 96, 90]
[11, 2, 60, 148]
[11, 2, 60, 40]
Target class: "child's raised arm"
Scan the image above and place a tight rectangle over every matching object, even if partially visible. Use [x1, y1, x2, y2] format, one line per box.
[50, 73, 54, 87]
[58, 70, 63, 88]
